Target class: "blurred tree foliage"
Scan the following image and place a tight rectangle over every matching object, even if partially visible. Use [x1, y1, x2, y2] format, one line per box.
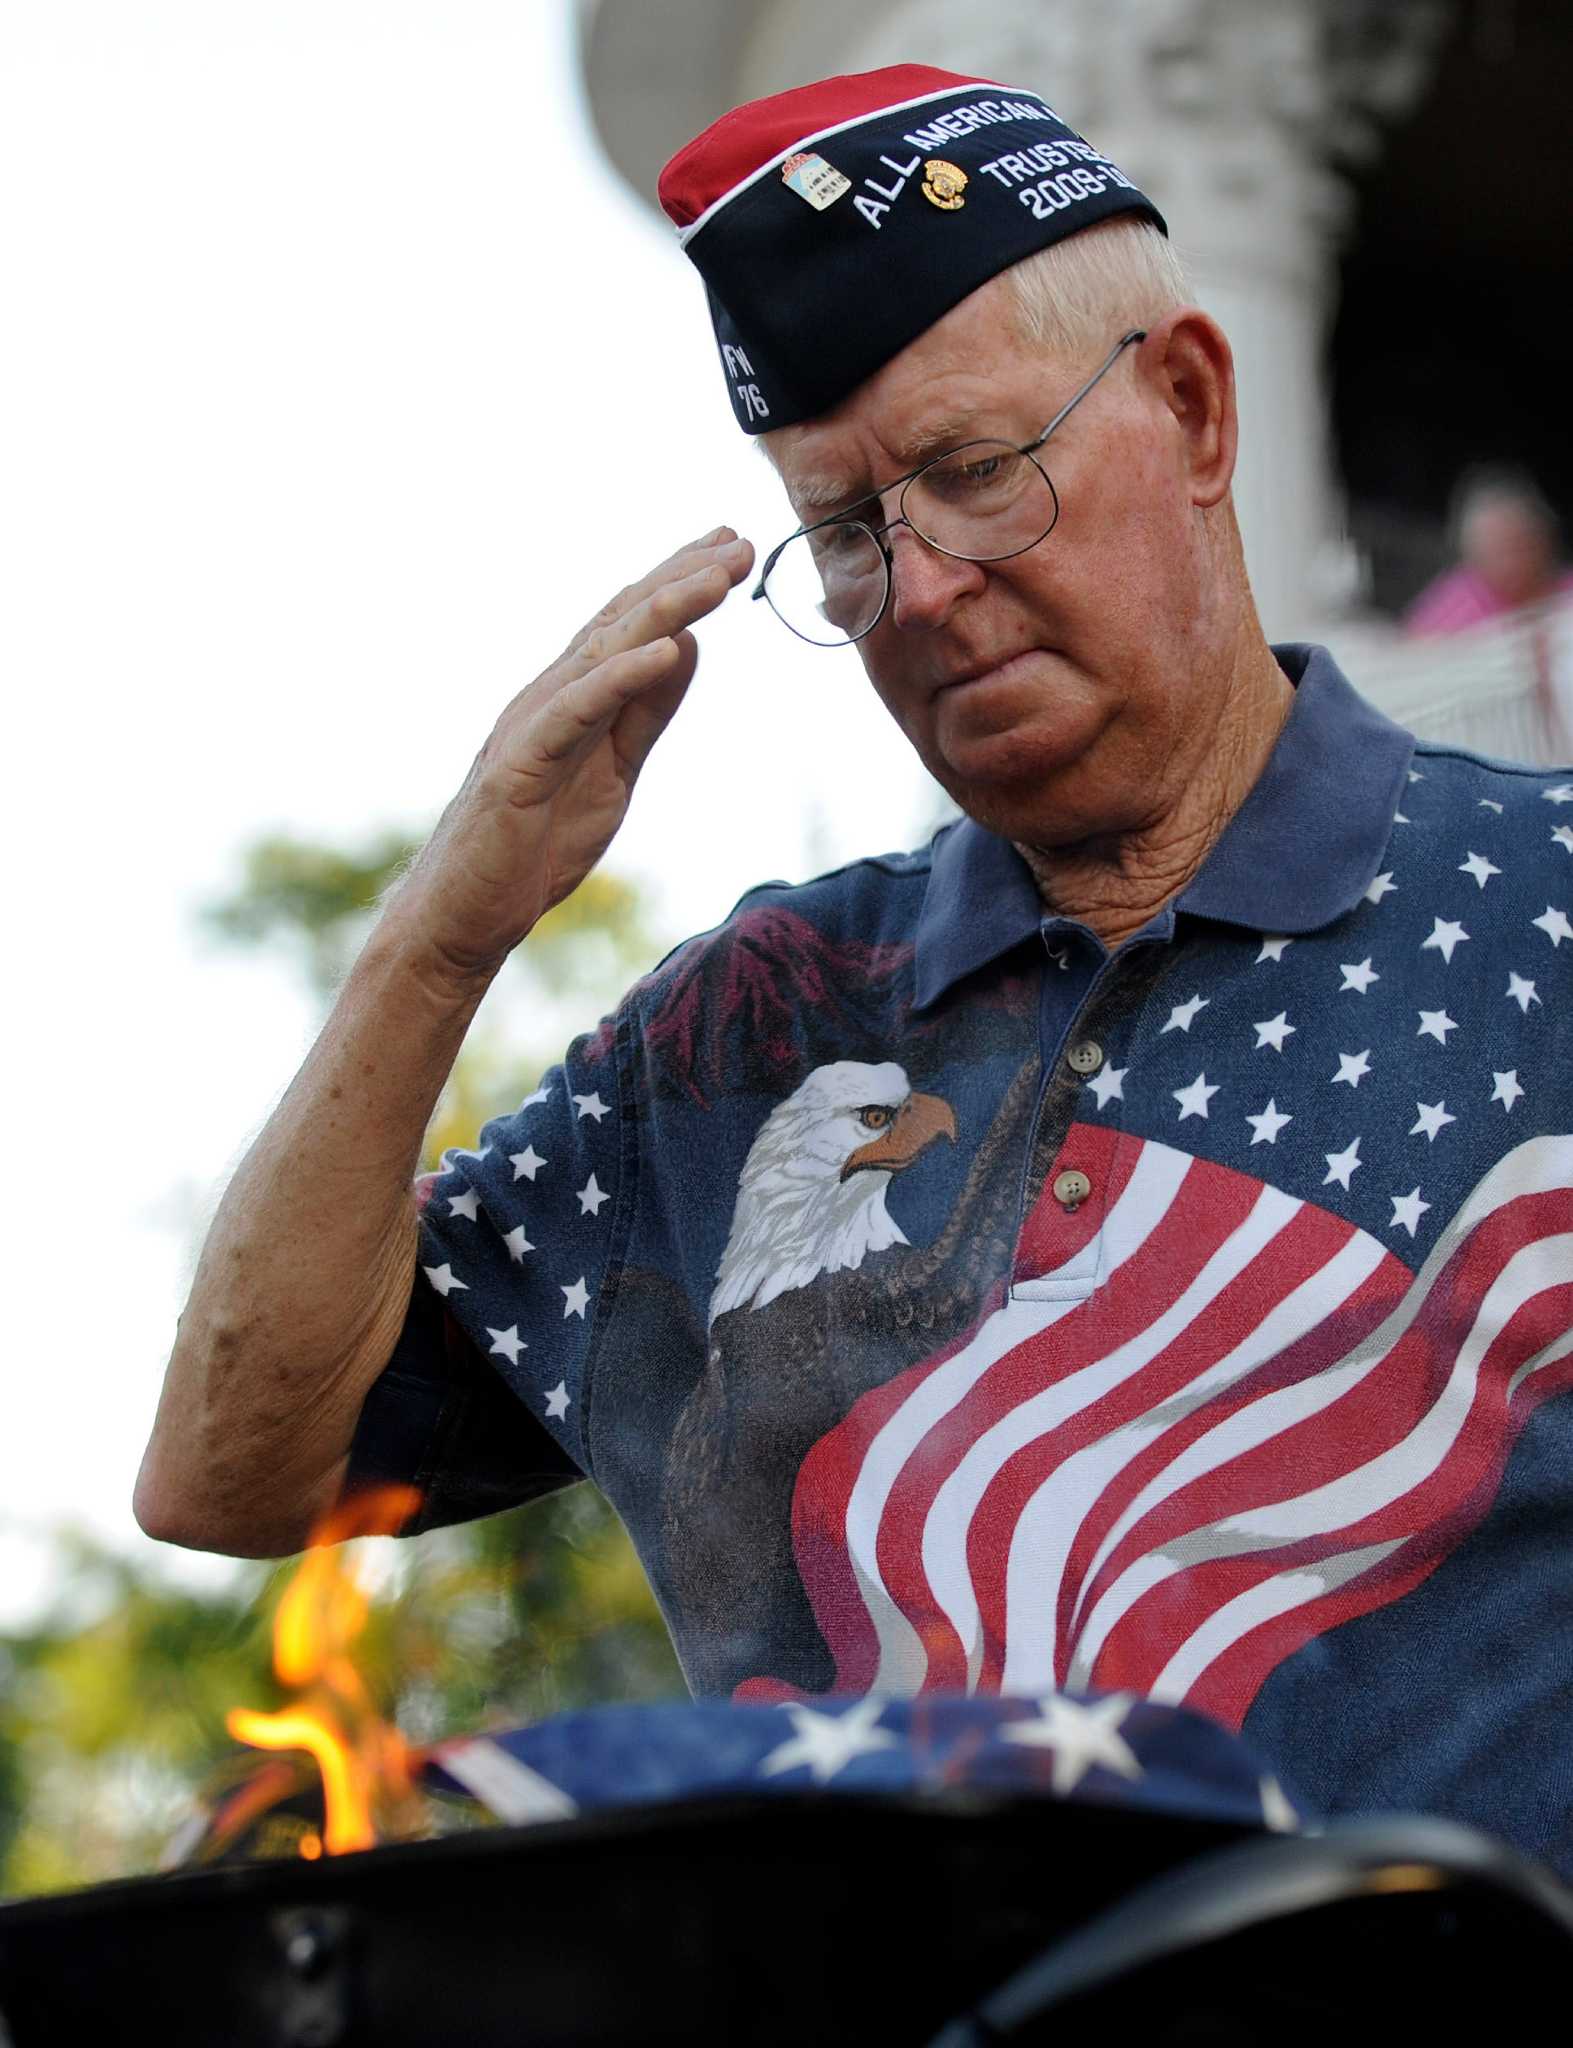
[1, 835, 685, 1899]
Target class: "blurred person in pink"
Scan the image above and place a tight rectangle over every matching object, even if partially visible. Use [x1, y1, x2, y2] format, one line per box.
[1405, 467, 1573, 636]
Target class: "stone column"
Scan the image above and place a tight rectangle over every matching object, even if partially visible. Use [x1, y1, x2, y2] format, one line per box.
[790, 0, 1452, 638]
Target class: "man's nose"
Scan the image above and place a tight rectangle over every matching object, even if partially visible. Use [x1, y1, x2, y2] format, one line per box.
[885, 522, 988, 631]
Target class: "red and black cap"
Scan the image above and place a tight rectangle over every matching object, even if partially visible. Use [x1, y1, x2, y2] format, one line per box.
[659, 64, 1166, 435]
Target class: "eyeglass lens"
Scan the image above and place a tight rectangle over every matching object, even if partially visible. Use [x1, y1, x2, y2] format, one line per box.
[761, 443, 1059, 647]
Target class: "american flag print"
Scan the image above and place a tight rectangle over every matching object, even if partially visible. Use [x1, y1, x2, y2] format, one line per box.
[759, 767, 1573, 1721]
[784, 1119, 1573, 1725]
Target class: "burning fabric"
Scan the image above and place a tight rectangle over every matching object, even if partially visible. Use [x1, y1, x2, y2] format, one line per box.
[177, 1488, 1306, 1868]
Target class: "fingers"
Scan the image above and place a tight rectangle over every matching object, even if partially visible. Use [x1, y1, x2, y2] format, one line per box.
[527, 635, 690, 771]
[609, 627, 702, 780]
[561, 530, 754, 675]
[502, 528, 753, 798]
[557, 528, 753, 663]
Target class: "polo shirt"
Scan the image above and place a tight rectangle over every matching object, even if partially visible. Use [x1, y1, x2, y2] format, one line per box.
[350, 643, 1573, 1872]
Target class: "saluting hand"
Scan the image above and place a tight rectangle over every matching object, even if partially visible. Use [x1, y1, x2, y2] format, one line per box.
[392, 526, 755, 992]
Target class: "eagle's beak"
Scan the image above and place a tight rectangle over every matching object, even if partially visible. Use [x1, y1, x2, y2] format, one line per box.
[840, 1091, 958, 1180]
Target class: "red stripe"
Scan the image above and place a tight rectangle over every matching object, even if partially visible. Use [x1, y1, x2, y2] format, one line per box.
[1076, 1190, 1573, 1688]
[875, 1146, 1240, 1685]
[961, 1160, 1289, 1689]
[1012, 1120, 1145, 1284]
[1060, 1202, 1390, 1646]
[772, 1119, 1138, 1696]
[1096, 1273, 1573, 1723]
[778, 1301, 998, 1696]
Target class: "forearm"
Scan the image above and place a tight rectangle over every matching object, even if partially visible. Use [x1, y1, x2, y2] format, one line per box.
[136, 524, 753, 1557]
[135, 913, 492, 1557]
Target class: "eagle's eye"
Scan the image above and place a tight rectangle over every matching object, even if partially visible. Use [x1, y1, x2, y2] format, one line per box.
[857, 1104, 894, 1130]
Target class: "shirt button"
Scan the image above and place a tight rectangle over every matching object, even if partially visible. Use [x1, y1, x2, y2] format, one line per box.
[1066, 1040, 1104, 1076]
[1053, 1168, 1093, 1211]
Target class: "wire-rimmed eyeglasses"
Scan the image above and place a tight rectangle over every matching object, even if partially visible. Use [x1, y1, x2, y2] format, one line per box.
[752, 328, 1147, 648]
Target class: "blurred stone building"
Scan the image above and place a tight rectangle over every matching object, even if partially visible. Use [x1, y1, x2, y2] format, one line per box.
[576, 0, 1573, 760]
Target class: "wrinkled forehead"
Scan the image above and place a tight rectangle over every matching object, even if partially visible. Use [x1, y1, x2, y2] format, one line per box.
[763, 280, 1050, 519]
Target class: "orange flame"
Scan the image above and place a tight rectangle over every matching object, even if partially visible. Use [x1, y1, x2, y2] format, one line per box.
[226, 1485, 422, 1855]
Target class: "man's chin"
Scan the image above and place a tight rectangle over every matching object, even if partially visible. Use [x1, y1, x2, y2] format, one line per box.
[926, 695, 1111, 825]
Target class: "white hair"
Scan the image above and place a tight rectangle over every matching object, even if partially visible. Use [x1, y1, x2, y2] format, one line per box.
[1004, 218, 1191, 360]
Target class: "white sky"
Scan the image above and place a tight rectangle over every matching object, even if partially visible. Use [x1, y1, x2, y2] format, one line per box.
[0, 0, 937, 1619]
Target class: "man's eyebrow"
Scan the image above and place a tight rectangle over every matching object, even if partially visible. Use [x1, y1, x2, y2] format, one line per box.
[783, 417, 982, 519]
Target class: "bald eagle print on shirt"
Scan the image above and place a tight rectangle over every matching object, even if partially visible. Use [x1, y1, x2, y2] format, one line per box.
[660, 1057, 1032, 1696]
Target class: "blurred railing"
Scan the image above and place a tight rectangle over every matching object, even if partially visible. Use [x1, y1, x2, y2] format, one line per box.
[1338, 599, 1573, 767]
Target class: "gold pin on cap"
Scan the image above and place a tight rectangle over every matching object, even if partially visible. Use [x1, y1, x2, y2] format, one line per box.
[922, 159, 968, 210]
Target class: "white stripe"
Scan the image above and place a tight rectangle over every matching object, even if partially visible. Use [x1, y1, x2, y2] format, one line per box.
[1137, 1236, 1573, 1703]
[437, 1739, 578, 1823]
[1168, 1231, 1573, 1556]
[844, 1138, 1188, 1695]
[1146, 1540, 1405, 1705]
[1065, 1228, 1391, 1664]
[995, 1183, 1301, 1694]
[675, 82, 1052, 247]
[1066, 1135, 1573, 1680]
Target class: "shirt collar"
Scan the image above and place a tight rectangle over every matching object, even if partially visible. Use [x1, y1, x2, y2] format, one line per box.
[912, 642, 1415, 1011]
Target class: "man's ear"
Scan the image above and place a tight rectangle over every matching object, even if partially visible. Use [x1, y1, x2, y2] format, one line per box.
[1140, 310, 1237, 510]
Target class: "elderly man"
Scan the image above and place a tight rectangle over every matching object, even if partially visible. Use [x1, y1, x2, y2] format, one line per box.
[139, 67, 1573, 1870]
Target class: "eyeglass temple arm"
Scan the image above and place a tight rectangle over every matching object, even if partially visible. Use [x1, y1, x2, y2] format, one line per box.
[1022, 328, 1146, 457]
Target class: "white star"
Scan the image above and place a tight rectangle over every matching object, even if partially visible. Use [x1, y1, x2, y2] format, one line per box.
[1491, 1069, 1525, 1112]
[544, 1380, 571, 1420]
[1246, 1099, 1292, 1145]
[1478, 798, 1504, 814]
[447, 1186, 481, 1221]
[1421, 917, 1469, 964]
[424, 1262, 468, 1297]
[1553, 825, 1573, 854]
[1506, 972, 1541, 1014]
[441, 1144, 490, 1167]
[1393, 810, 1410, 825]
[1532, 905, 1573, 947]
[1323, 1137, 1362, 1190]
[502, 1224, 534, 1262]
[999, 1693, 1142, 1796]
[510, 1144, 547, 1182]
[1253, 1011, 1296, 1052]
[1408, 768, 1425, 784]
[561, 1276, 590, 1318]
[1458, 851, 1501, 888]
[1257, 935, 1292, 964]
[1389, 1187, 1431, 1238]
[1087, 1065, 1127, 1109]
[1339, 957, 1380, 994]
[1416, 1008, 1458, 1045]
[1364, 871, 1397, 905]
[572, 1092, 610, 1122]
[758, 1699, 899, 1784]
[486, 1325, 525, 1366]
[1173, 1071, 1219, 1121]
[1332, 1049, 1372, 1088]
[517, 1085, 551, 1109]
[577, 1173, 609, 1217]
[1410, 1101, 1455, 1141]
[1160, 993, 1209, 1034]
[1543, 784, 1573, 804]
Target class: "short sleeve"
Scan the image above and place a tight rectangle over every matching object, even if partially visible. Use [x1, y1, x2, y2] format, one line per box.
[346, 1020, 628, 1518]
[344, 1275, 581, 1530]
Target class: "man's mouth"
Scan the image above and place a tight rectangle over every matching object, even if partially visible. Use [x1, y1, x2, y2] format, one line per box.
[934, 649, 1046, 696]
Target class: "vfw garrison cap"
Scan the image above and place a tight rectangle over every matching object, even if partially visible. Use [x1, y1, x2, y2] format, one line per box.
[658, 63, 1166, 435]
